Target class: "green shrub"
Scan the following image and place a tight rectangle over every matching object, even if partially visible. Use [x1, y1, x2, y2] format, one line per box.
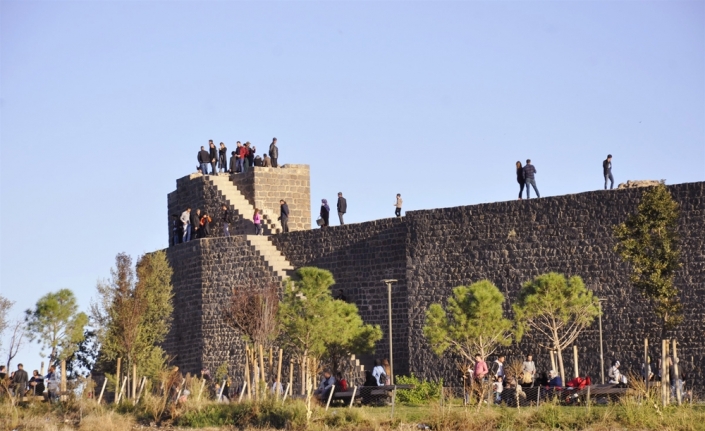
[175, 399, 308, 429]
[395, 374, 443, 404]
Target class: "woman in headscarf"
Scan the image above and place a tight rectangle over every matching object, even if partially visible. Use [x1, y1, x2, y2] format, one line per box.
[320, 199, 330, 227]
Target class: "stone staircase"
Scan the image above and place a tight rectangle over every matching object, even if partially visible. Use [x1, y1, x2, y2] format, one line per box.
[245, 235, 295, 281]
[206, 175, 283, 235]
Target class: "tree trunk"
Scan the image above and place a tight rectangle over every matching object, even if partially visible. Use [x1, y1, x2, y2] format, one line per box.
[557, 346, 566, 385]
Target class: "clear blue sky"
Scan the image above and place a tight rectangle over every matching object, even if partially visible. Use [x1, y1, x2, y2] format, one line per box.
[1, 1, 703, 368]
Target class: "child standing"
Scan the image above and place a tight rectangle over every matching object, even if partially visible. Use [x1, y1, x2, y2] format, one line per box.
[253, 208, 262, 235]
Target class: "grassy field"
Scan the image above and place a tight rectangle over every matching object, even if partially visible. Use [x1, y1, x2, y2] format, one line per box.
[2, 396, 705, 431]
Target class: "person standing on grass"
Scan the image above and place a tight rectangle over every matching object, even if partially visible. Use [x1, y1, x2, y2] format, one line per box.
[279, 200, 290, 233]
[11, 364, 28, 397]
[474, 354, 488, 383]
[337, 192, 347, 225]
[198, 146, 210, 175]
[269, 138, 279, 167]
[603, 154, 614, 190]
[523, 159, 540, 198]
[516, 161, 525, 199]
[394, 194, 403, 217]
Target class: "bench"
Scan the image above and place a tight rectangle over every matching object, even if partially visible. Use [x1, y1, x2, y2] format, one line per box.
[329, 384, 415, 406]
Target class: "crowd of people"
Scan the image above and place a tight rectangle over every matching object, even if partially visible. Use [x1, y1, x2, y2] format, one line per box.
[515, 155, 615, 200]
[0, 363, 60, 401]
[196, 138, 279, 175]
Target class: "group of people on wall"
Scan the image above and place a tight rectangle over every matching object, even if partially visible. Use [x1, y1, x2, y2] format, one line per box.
[514, 155, 615, 200]
[196, 138, 280, 175]
[316, 193, 403, 228]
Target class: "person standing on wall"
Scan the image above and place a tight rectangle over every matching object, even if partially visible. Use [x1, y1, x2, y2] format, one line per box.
[246, 142, 256, 168]
[240, 141, 249, 172]
[279, 199, 290, 233]
[269, 138, 279, 168]
[218, 142, 228, 173]
[320, 199, 330, 228]
[337, 192, 347, 225]
[198, 146, 210, 175]
[209, 140, 218, 175]
[516, 161, 525, 200]
[234, 142, 244, 173]
[394, 194, 403, 217]
[181, 207, 192, 242]
[603, 154, 614, 190]
[229, 150, 237, 174]
[190, 208, 201, 239]
[523, 159, 540, 198]
[221, 204, 231, 237]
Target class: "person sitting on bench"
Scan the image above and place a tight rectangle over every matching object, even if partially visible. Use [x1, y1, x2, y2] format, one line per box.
[314, 370, 336, 400]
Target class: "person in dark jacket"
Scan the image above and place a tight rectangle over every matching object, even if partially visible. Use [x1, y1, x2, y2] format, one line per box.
[320, 199, 330, 228]
[279, 199, 290, 233]
[197, 146, 210, 174]
[337, 192, 347, 225]
[239, 141, 249, 172]
[208, 141, 218, 175]
[245, 142, 256, 168]
[229, 151, 237, 174]
[218, 142, 228, 173]
[11, 364, 28, 397]
[199, 212, 211, 238]
[516, 161, 525, 200]
[269, 138, 279, 167]
[190, 209, 201, 239]
[29, 370, 45, 396]
[523, 159, 540, 199]
[221, 204, 231, 237]
[603, 154, 614, 190]
[234, 142, 244, 173]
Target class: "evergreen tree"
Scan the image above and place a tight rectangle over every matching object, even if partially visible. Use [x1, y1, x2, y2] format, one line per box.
[25, 289, 88, 365]
[513, 273, 599, 384]
[277, 267, 382, 370]
[424, 280, 514, 364]
[614, 183, 682, 333]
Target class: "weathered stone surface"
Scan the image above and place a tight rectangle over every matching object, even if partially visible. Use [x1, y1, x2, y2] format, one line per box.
[163, 180, 705, 391]
[617, 180, 664, 189]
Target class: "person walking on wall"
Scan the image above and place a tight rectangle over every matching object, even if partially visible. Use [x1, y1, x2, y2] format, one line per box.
[218, 142, 228, 173]
[253, 208, 262, 235]
[221, 204, 231, 237]
[198, 146, 210, 175]
[394, 194, 403, 217]
[337, 192, 347, 225]
[269, 138, 279, 168]
[603, 154, 614, 190]
[320, 199, 330, 228]
[279, 199, 290, 233]
[523, 159, 540, 198]
[209, 140, 218, 175]
[516, 161, 525, 199]
[181, 207, 192, 242]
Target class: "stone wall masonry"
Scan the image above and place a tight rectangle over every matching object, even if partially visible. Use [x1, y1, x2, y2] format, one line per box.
[229, 165, 311, 232]
[270, 218, 410, 375]
[166, 236, 283, 381]
[404, 182, 705, 386]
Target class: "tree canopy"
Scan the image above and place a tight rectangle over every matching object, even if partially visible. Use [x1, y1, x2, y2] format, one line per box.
[614, 183, 682, 333]
[25, 288, 88, 364]
[513, 272, 599, 383]
[277, 267, 382, 368]
[424, 280, 514, 364]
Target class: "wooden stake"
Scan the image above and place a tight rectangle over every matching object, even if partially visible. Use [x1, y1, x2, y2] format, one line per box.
[349, 386, 357, 408]
[40, 361, 45, 376]
[117, 376, 128, 404]
[269, 346, 274, 377]
[135, 377, 147, 404]
[97, 378, 108, 404]
[672, 339, 681, 405]
[132, 364, 137, 400]
[288, 360, 294, 399]
[276, 349, 283, 399]
[244, 355, 252, 400]
[549, 351, 557, 373]
[661, 339, 668, 406]
[197, 379, 206, 401]
[301, 355, 307, 395]
[325, 386, 335, 411]
[644, 339, 649, 393]
[116, 358, 121, 401]
[60, 360, 67, 394]
[573, 345, 579, 378]
[217, 379, 226, 401]
[238, 381, 247, 402]
[282, 383, 290, 404]
[259, 344, 266, 388]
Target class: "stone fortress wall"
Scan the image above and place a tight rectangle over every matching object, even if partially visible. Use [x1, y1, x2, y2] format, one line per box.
[163, 167, 705, 389]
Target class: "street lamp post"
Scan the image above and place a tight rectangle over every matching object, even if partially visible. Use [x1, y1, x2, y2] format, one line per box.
[382, 279, 397, 385]
[598, 298, 606, 384]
